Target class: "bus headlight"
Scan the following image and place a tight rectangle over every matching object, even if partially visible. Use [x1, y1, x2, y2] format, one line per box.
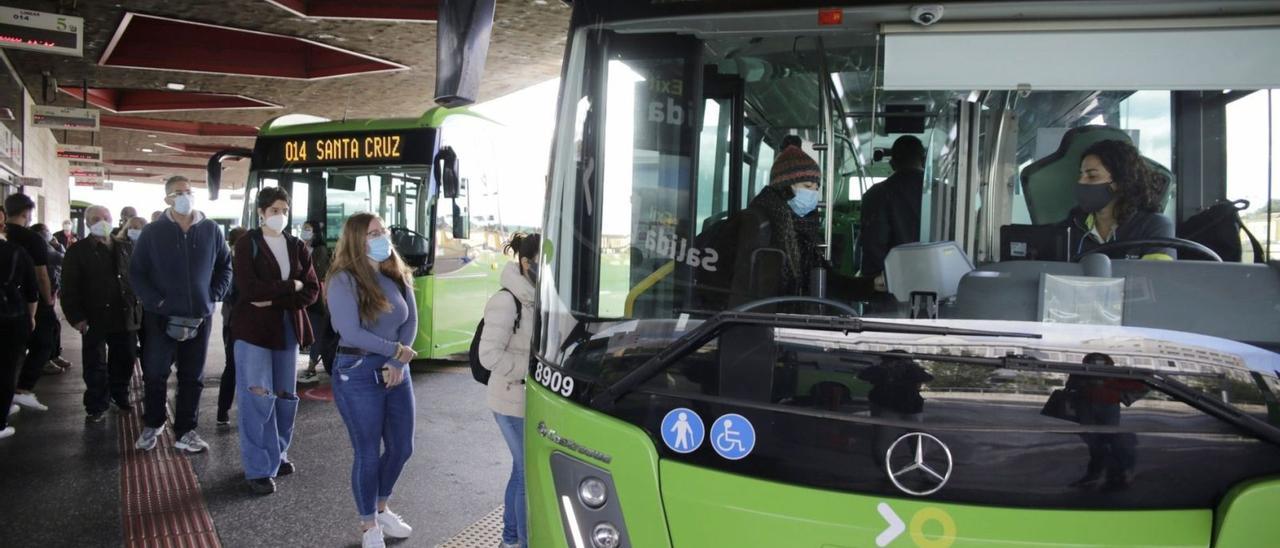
[552, 453, 630, 548]
[591, 523, 621, 548]
[579, 477, 608, 509]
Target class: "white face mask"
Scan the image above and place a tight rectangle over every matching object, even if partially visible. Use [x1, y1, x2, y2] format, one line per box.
[262, 214, 288, 233]
[173, 193, 194, 215]
[127, 228, 142, 241]
[89, 220, 112, 238]
[300, 229, 314, 241]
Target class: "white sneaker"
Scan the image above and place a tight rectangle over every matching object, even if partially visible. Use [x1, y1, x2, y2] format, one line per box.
[361, 525, 386, 548]
[135, 426, 163, 451]
[376, 509, 412, 538]
[12, 392, 47, 411]
[8, 403, 18, 416]
[174, 430, 210, 453]
[0, 426, 14, 440]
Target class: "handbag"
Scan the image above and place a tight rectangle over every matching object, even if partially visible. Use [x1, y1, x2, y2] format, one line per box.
[165, 315, 205, 341]
[1041, 388, 1080, 423]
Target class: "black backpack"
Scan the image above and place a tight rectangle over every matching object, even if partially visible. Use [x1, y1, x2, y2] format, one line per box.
[468, 288, 521, 384]
[0, 246, 27, 320]
[1178, 199, 1265, 263]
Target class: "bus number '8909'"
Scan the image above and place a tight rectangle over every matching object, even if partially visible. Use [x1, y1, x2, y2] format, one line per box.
[534, 363, 574, 397]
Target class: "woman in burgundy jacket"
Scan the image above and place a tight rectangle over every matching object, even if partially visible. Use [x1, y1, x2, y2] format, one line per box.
[230, 186, 320, 495]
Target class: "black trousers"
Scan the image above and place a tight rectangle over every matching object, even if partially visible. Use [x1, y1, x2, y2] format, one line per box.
[81, 328, 137, 414]
[141, 312, 212, 436]
[216, 323, 236, 418]
[17, 304, 56, 392]
[0, 317, 31, 429]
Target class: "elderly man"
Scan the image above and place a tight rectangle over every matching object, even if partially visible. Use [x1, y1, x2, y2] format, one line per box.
[130, 176, 232, 453]
[62, 206, 143, 422]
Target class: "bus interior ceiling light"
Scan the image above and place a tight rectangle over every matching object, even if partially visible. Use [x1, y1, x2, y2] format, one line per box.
[166, 82, 185, 90]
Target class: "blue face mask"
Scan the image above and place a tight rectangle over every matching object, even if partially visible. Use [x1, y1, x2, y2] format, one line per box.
[367, 235, 392, 262]
[788, 187, 820, 217]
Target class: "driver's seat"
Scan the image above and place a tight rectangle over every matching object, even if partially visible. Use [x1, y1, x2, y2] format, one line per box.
[1021, 125, 1173, 225]
[390, 227, 430, 269]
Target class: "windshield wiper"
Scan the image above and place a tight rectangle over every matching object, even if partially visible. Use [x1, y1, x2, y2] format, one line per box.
[588, 309, 1041, 410]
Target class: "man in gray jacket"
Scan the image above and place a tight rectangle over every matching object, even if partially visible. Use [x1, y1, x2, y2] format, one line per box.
[129, 176, 232, 453]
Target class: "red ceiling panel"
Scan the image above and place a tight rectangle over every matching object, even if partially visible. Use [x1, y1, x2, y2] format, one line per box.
[101, 115, 259, 137]
[266, 0, 438, 21]
[59, 86, 280, 113]
[100, 13, 409, 80]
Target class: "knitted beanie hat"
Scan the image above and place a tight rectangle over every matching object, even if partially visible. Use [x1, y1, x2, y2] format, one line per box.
[769, 145, 821, 189]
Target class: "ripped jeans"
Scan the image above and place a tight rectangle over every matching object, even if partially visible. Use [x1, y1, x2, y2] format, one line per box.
[232, 317, 299, 480]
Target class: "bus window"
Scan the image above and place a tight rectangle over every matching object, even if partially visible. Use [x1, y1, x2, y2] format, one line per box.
[1226, 89, 1279, 261]
[289, 178, 310, 231]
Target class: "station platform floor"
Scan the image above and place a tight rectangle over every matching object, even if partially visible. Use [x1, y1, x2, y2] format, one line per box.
[0, 317, 511, 547]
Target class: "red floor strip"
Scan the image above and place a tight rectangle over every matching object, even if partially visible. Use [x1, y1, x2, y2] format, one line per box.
[118, 365, 221, 548]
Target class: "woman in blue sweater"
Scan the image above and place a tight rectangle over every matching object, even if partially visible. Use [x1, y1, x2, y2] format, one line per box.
[325, 212, 418, 548]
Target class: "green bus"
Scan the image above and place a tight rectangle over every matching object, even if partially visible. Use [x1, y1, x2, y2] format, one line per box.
[208, 109, 518, 359]
[522, 1, 1280, 547]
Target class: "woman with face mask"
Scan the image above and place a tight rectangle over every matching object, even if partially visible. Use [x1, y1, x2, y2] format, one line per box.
[325, 212, 418, 548]
[477, 232, 539, 548]
[1062, 140, 1176, 260]
[698, 142, 874, 310]
[228, 187, 319, 495]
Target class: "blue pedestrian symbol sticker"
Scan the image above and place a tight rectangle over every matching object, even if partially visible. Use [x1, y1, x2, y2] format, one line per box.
[661, 408, 704, 454]
[710, 413, 756, 460]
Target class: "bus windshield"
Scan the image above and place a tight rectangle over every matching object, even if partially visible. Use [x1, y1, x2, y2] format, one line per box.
[537, 19, 1280, 426]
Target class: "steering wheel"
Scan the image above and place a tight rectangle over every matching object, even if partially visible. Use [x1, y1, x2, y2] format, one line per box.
[732, 296, 860, 316]
[1077, 237, 1222, 262]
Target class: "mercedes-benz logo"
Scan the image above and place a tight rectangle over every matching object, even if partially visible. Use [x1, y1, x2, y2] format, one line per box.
[885, 432, 953, 496]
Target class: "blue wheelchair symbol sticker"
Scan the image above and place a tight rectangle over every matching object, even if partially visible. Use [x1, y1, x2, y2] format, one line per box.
[661, 408, 704, 454]
[710, 413, 756, 460]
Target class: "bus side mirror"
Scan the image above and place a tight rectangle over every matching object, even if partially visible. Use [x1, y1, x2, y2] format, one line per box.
[207, 148, 253, 200]
[437, 146, 460, 199]
[452, 199, 469, 240]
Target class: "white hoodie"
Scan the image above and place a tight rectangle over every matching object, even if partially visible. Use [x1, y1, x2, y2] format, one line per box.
[478, 261, 535, 417]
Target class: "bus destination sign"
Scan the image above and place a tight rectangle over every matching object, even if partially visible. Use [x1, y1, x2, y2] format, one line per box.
[254, 127, 436, 169]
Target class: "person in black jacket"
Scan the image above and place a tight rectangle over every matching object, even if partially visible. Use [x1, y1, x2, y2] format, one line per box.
[860, 136, 926, 280]
[61, 206, 143, 423]
[0, 233, 39, 440]
[1061, 139, 1175, 260]
[216, 227, 247, 427]
[33, 223, 72, 375]
[697, 142, 874, 311]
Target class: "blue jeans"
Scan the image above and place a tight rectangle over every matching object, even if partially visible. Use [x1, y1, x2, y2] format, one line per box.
[332, 353, 415, 521]
[494, 413, 526, 546]
[232, 316, 299, 479]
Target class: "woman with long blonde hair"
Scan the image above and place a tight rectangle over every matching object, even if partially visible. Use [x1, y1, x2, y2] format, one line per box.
[325, 212, 418, 548]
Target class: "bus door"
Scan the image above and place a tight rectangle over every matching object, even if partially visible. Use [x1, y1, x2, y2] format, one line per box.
[584, 30, 704, 318]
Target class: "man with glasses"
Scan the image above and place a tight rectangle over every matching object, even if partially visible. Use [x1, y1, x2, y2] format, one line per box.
[129, 176, 233, 453]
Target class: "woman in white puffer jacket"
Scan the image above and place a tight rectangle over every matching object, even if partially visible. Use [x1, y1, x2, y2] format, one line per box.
[478, 232, 538, 548]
